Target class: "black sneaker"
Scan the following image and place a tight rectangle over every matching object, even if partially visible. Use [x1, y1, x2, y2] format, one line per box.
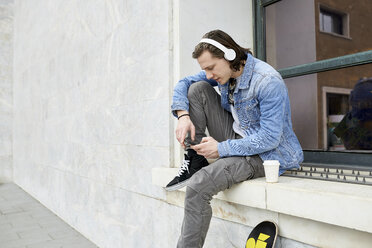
[165, 149, 209, 191]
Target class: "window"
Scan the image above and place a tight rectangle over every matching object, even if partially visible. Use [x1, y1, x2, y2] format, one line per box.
[254, 0, 372, 167]
[322, 87, 351, 151]
[319, 7, 345, 35]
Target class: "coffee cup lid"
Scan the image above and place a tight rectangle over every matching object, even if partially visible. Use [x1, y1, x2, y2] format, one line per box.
[263, 160, 280, 166]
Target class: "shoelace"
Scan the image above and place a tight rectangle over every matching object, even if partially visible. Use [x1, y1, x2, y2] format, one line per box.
[177, 159, 190, 177]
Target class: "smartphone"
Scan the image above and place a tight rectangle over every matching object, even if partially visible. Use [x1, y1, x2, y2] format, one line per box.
[184, 139, 191, 149]
[183, 133, 198, 148]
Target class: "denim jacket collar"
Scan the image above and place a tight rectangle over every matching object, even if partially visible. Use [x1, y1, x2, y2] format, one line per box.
[237, 53, 255, 90]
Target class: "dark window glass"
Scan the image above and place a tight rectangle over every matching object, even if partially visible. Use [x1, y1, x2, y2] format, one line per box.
[327, 93, 349, 115]
[285, 63, 372, 152]
[319, 8, 343, 35]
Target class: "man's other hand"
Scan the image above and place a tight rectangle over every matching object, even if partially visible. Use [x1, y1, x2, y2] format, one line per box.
[191, 137, 219, 159]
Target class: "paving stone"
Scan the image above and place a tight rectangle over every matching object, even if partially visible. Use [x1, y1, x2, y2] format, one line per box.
[0, 216, 36, 227]
[48, 229, 80, 240]
[39, 223, 73, 233]
[51, 236, 99, 247]
[1, 192, 35, 203]
[0, 183, 98, 248]
[28, 208, 56, 219]
[1, 211, 33, 220]
[18, 201, 44, 211]
[35, 215, 67, 227]
[0, 207, 25, 215]
[67, 242, 99, 248]
[8, 216, 39, 228]
[17, 228, 52, 239]
[31, 244, 62, 248]
[1, 234, 53, 248]
[27, 236, 98, 248]
[2, 223, 43, 236]
[26, 240, 64, 248]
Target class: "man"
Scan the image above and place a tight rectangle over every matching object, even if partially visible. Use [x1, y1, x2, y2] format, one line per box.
[166, 30, 303, 247]
[334, 77, 372, 150]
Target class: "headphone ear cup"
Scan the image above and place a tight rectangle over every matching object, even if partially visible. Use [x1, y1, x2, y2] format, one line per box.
[224, 49, 236, 61]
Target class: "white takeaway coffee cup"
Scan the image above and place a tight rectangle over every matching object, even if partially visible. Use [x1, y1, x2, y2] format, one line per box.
[263, 160, 280, 183]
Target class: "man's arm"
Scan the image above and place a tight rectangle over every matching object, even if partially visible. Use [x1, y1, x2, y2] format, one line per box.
[175, 110, 195, 149]
[171, 71, 217, 148]
[171, 71, 217, 117]
[218, 76, 287, 157]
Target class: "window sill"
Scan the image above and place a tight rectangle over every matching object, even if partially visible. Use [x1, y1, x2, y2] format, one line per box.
[319, 30, 352, 40]
[152, 167, 372, 247]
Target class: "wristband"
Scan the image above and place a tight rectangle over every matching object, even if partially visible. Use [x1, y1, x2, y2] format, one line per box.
[177, 113, 190, 120]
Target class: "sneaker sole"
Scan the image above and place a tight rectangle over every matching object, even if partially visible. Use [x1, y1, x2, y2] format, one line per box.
[164, 178, 190, 191]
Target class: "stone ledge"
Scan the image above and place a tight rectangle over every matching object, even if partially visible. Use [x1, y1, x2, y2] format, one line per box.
[152, 167, 267, 209]
[152, 167, 372, 246]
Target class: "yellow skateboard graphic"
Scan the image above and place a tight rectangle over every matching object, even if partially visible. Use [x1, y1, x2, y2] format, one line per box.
[245, 221, 278, 248]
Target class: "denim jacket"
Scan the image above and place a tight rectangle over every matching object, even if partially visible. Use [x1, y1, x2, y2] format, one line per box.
[171, 54, 303, 174]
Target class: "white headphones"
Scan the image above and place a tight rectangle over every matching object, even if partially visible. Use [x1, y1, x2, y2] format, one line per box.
[199, 38, 236, 61]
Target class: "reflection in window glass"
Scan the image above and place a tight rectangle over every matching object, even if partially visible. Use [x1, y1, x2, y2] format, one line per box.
[328, 93, 348, 115]
[265, 0, 372, 69]
[333, 78, 372, 151]
[284, 64, 372, 152]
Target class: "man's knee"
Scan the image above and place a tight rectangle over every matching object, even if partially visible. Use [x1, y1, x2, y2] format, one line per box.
[186, 169, 215, 202]
[188, 81, 213, 99]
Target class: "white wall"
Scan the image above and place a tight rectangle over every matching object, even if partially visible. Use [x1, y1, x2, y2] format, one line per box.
[13, 0, 172, 247]
[176, 0, 254, 79]
[0, 0, 13, 183]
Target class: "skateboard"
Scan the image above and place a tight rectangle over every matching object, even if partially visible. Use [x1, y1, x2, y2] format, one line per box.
[245, 221, 278, 248]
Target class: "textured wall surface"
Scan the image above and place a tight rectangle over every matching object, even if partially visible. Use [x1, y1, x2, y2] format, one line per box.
[12, 0, 171, 247]
[0, 0, 13, 182]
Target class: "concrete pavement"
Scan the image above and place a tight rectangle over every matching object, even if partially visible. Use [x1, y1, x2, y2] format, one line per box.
[0, 183, 98, 248]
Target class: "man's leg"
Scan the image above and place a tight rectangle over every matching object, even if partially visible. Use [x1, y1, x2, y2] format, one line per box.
[177, 81, 265, 247]
[177, 155, 265, 248]
[185, 81, 235, 145]
[166, 81, 235, 191]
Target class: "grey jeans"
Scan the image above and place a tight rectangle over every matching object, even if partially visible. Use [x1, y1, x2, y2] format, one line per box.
[177, 81, 265, 248]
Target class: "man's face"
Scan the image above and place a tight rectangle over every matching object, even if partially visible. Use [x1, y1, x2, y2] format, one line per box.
[197, 50, 232, 85]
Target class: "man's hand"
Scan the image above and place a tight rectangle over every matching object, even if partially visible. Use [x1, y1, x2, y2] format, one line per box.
[176, 111, 195, 149]
[191, 137, 219, 159]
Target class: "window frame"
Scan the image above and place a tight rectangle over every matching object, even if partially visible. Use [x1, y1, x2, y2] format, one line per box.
[253, 0, 372, 166]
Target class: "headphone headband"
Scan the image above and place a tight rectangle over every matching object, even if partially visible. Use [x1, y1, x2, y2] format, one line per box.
[199, 38, 236, 61]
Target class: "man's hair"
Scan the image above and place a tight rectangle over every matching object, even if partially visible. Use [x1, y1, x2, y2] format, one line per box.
[192, 30, 252, 71]
[350, 77, 372, 121]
